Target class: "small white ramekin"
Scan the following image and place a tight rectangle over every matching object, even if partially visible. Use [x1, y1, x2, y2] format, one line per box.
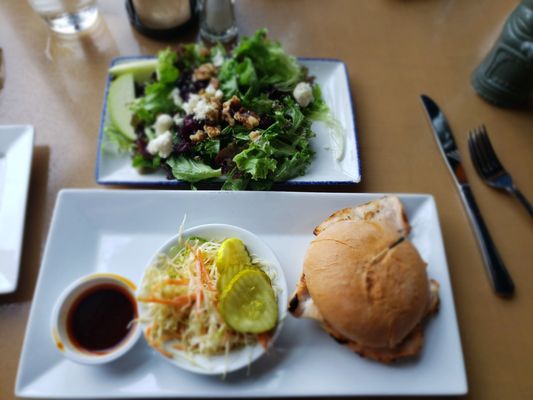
[50, 273, 141, 365]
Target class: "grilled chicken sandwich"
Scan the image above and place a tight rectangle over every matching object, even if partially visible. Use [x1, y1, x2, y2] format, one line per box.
[288, 196, 439, 363]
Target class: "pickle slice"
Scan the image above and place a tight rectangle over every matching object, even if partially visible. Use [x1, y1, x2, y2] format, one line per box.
[217, 262, 247, 293]
[216, 238, 251, 272]
[219, 269, 277, 334]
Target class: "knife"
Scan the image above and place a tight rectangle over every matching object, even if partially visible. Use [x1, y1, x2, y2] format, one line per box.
[420, 94, 514, 297]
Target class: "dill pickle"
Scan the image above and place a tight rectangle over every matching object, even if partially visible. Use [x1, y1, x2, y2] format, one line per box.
[219, 269, 277, 334]
[216, 238, 251, 272]
[217, 263, 247, 293]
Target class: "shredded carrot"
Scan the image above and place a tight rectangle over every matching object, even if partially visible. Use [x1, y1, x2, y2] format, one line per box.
[144, 326, 152, 339]
[195, 262, 203, 314]
[138, 294, 196, 308]
[164, 278, 189, 286]
[196, 249, 215, 291]
[257, 332, 272, 351]
[155, 344, 173, 358]
[172, 343, 186, 351]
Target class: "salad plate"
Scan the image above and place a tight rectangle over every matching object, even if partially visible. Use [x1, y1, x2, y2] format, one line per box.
[16, 190, 466, 398]
[96, 57, 360, 187]
[0, 125, 34, 294]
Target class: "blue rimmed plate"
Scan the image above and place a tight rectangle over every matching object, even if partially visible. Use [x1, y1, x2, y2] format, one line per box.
[95, 57, 360, 187]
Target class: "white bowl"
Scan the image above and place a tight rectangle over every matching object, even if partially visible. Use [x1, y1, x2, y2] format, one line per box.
[138, 224, 288, 375]
[50, 273, 142, 365]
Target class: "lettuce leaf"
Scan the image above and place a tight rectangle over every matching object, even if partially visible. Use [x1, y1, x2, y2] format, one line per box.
[131, 49, 180, 124]
[103, 125, 134, 153]
[132, 153, 161, 170]
[233, 29, 304, 91]
[233, 147, 277, 180]
[156, 48, 179, 84]
[166, 156, 222, 182]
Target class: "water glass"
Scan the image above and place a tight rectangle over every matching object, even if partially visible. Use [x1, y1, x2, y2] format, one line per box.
[27, 0, 99, 34]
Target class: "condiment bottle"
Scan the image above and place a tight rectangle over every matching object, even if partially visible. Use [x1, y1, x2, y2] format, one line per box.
[126, 0, 197, 39]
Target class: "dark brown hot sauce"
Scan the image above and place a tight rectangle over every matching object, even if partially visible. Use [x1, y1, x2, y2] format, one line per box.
[66, 284, 137, 354]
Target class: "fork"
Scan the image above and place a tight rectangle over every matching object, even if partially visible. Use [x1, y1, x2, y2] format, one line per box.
[468, 125, 533, 217]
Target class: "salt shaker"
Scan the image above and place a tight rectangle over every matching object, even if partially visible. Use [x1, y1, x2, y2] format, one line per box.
[471, 0, 533, 108]
[199, 0, 238, 43]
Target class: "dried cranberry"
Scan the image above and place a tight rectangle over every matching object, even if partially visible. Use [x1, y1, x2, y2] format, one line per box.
[162, 163, 174, 180]
[194, 79, 209, 92]
[268, 88, 285, 100]
[135, 137, 150, 157]
[215, 142, 241, 173]
[181, 115, 204, 136]
[258, 115, 274, 129]
[174, 140, 192, 154]
[134, 82, 144, 98]
[177, 73, 195, 101]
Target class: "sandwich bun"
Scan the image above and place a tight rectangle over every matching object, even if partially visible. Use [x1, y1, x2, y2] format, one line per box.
[303, 220, 431, 350]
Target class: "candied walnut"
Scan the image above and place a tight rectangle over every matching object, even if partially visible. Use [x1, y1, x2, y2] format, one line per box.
[204, 125, 221, 138]
[198, 47, 210, 57]
[234, 108, 260, 130]
[190, 129, 207, 142]
[193, 63, 217, 81]
[222, 95, 241, 126]
[249, 130, 262, 142]
[209, 77, 220, 89]
[205, 99, 221, 122]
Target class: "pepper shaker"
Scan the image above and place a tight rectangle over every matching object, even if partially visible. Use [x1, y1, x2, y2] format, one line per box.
[199, 0, 238, 43]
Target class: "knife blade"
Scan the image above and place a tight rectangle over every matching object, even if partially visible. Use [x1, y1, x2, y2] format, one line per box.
[420, 94, 514, 296]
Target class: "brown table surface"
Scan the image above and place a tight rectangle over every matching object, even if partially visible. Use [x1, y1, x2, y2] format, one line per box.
[1, 0, 532, 399]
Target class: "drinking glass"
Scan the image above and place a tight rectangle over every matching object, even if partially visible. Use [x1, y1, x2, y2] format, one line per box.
[27, 0, 99, 34]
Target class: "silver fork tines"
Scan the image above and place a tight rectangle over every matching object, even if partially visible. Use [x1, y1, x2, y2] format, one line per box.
[468, 125, 533, 217]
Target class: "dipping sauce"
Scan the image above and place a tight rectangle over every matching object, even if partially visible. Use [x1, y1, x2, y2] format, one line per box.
[66, 283, 137, 354]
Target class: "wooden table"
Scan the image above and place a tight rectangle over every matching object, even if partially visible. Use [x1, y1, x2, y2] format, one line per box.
[1, 0, 532, 399]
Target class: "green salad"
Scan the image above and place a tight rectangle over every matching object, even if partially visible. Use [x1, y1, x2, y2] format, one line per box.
[105, 29, 341, 190]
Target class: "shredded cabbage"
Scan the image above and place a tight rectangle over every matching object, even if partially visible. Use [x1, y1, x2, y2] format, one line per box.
[138, 237, 258, 359]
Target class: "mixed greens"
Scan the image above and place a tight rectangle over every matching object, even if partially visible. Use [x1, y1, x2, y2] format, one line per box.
[106, 29, 341, 189]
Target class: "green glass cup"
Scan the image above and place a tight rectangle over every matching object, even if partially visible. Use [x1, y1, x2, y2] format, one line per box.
[472, 0, 533, 108]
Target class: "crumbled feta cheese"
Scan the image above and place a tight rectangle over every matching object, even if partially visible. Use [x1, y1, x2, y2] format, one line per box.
[154, 114, 173, 135]
[212, 51, 225, 67]
[173, 115, 184, 127]
[249, 130, 262, 142]
[182, 93, 217, 120]
[205, 84, 224, 101]
[182, 94, 199, 115]
[147, 130, 173, 158]
[170, 88, 183, 107]
[293, 82, 314, 108]
[205, 84, 216, 96]
[193, 98, 217, 120]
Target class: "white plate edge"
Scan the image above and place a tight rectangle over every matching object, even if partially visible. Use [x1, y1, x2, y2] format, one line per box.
[15, 189, 467, 397]
[0, 124, 34, 294]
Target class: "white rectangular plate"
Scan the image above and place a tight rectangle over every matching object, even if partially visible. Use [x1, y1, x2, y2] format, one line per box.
[96, 57, 360, 186]
[0, 125, 34, 294]
[16, 190, 466, 398]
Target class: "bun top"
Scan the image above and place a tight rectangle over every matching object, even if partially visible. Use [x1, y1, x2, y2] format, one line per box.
[303, 220, 430, 349]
